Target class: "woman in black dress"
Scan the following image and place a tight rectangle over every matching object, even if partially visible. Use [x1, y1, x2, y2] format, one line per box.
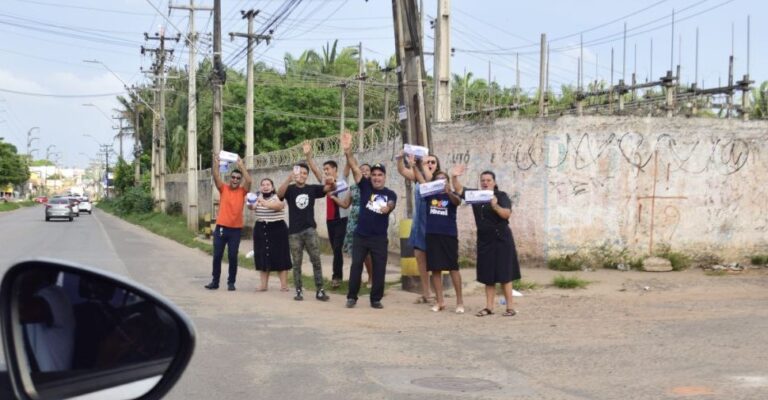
[248, 178, 292, 291]
[451, 164, 521, 317]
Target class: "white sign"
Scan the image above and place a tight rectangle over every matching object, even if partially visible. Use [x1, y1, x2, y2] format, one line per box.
[419, 179, 446, 197]
[218, 150, 239, 163]
[464, 190, 494, 204]
[404, 144, 429, 159]
[398, 105, 407, 121]
[333, 179, 349, 195]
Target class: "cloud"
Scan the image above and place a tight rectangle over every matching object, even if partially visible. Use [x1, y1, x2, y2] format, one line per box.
[0, 68, 48, 93]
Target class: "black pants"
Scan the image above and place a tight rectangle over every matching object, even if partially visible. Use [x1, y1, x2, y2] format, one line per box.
[327, 217, 348, 280]
[347, 234, 388, 303]
[211, 225, 242, 285]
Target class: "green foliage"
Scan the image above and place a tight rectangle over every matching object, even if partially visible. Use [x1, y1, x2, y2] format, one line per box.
[46, 173, 63, 180]
[654, 244, 691, 271]
[0, 202, 20, 212]
[511, 279, 538, 291]
[29, 159, 54, 166]
[588, 242, 643, 270]
[167, 202, 183, 216]
[552, 275, 590, 289]
[547, 254, 584, 271]
[112, 158, 135, 196]
[0, 138, 30, 187]
[750, 255, 768, 265]
[750, 81, 768, 119]
[110, 186, 154, 215]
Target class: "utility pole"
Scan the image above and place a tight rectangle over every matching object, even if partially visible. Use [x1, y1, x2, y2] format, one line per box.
[337, 81, 347, 134]
[112, 115, 127, 160]
[382, 67, 393, 128]
[132, 97, 141, 184]
[230, 9, 270, 169]
[211, 0, 225, 220]
[433, 0, 451, 122]
[142, 29, 180, 212]
[171, 0, 212, 231]
[538, 33, 546, 117]
[357, 42, 365, 151]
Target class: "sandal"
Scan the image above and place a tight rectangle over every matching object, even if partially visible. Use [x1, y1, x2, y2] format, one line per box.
[455, 305, 465, 314]
[475, 308, 494, 317]
[414, 295, 431, 304]
[502, 309, 517, 317]
[431, 304, 446, 312]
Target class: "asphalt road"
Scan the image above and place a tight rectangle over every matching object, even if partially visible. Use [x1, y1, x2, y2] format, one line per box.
[1, 205, 767, 399]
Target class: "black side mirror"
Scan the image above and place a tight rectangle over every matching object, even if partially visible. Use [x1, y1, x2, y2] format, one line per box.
[0, 259, 195, 400]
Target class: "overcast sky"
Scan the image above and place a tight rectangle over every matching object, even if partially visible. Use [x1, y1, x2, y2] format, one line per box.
[0, 0, 763, 169]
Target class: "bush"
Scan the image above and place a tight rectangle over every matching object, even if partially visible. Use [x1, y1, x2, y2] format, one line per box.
[113, 186, 154, 215]
[750, 255, 768, 265]
[168, 202, 183, 216]
[547, 254, 584, 271]
[654, 244, 691, 271]
[552, 275, 590, 289]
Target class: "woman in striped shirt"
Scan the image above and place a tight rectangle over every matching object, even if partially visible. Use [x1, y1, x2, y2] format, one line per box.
[248, 178, 292, 291]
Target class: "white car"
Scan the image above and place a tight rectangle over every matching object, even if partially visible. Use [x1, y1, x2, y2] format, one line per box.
[78, 197, 93, 214]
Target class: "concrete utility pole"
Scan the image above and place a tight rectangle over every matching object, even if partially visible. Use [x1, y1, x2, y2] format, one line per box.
[337, 81, 348, 134]
[230, 9, 271, 169]
[433, 0, 451, 122]
[171, 0, 212, 231]
[357, 42, 365, 151]
[537, 33, 546, 117]
[211, 0, 225, 156]
[112, 115, 127, 160]
[132, 97, 141, 184]
[382, 67, 393, 128]
[142, 29, 180, 212]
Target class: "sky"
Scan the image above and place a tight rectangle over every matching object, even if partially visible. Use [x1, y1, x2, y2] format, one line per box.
[0, 0, 764, 169]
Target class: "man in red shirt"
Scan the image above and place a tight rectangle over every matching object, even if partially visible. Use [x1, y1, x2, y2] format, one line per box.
[205, 153, 252, 291]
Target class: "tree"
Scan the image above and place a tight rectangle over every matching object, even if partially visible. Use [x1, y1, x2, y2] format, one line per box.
[112, 158, 135, 195]
[750, 81, 768, 119]
[0, 138, 29, 187]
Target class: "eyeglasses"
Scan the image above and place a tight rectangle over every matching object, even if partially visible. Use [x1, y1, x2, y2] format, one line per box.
[230, 176, 242, 181]
[425, 160, 437, 165]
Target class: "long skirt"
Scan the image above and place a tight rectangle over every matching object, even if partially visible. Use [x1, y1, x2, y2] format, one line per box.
[476, 226, 521, 285]
[252, 220, 292, 272]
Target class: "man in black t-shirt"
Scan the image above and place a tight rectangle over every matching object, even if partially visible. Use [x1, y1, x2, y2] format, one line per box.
[277, 163, 334, 301]
[340, 131, 397, 309]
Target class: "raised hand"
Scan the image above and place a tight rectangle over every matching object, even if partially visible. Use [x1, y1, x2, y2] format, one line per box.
[213, 152, 220, 164]
[302, 140, 312, 156]
[406, 153, 416, 168]
[340, 130, 353, 153]
[451, 164, 466, 177]
[236, 157, 245, 170]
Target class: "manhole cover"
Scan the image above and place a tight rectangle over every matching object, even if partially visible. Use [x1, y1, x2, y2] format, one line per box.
[411, 377, 501, 393]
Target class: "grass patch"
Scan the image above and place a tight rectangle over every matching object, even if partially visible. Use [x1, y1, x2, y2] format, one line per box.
[552, 275, 590, 289]
[512, 279, 538, 291]
[750, 255, 768, 265]
[654, 244, 691, 271]
[0, 202, 20, 212]
[458, 257, 476, 269]
[547, 254, 584, 271]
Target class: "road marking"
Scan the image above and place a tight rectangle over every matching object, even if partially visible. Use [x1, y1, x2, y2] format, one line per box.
[669, 386, 715, 396]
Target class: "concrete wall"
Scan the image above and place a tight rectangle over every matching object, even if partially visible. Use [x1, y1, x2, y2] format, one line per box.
[166, 116, 768, 263]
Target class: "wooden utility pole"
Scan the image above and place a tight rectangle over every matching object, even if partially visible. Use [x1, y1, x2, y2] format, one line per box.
[230, 9, 270, 169]
[142, 29, 179, 212]
[171, 0, 212, 231]
[357, 42, 365, 151]
[433, 0, 451, 122]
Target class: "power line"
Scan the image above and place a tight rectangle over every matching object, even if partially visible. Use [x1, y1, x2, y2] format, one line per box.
[0, 87, 126, 98]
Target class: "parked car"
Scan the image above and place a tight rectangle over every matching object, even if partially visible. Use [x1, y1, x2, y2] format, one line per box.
[77, 198, 92, 214]
[45, 197, 74, 222]
[0, 259, 195, 399]
[33, 196, 48, 204]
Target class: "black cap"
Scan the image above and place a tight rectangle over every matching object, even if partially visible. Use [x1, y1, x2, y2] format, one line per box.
[370, 163, 386, 174]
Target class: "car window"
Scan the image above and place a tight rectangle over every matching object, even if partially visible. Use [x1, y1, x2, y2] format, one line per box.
[51, 199, 68, 204]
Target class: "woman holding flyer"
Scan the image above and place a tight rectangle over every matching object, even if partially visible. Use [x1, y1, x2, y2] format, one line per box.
[396, 149, 441, 305]
[248, 178, 292, 292]
[414, 164, 464, 314]
[451, 165, 521, 317]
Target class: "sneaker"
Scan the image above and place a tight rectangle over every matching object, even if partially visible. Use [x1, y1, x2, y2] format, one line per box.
[294, 289, 304, 301]
[316, 289, 330, 302]
[227, 283, 236, 291]
[345, 299, 357, 308]
[204, 282, 219, 290]
[370, 301, 384, 309]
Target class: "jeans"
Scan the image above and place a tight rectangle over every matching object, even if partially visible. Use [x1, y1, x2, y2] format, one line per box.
[289, 227, 324, 291]
[347, 234, 388, 303]
[211, 225, 242, 285]
[327, 217, 348, 280]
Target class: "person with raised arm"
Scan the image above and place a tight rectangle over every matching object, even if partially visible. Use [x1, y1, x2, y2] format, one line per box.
[205, 153, 252, 291]
[451, 164, 521, 317]
[339, 162, 374, 288]
[341, 130, 397, 309]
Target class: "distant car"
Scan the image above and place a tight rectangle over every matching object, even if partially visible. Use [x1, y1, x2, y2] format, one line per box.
[45, 197, 74, 222]
[77, 198, 92, 214]
[33, 196, 48, 204]
[53, 196, 80, 217]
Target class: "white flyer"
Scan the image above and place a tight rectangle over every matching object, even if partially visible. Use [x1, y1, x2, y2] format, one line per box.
[419, 179, 446, 197]
[333, 179, 349, 195]
[218, 150, 239, 163]
[464, 190, 494, 204]
[404, 144, 429, 159]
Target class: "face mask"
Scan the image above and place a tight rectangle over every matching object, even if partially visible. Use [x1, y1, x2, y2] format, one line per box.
[261, 191, 273, 199]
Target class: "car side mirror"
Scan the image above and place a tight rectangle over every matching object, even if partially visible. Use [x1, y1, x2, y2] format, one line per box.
[0, 260, 195, 400]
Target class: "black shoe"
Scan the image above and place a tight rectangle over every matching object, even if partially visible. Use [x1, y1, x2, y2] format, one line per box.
[345, 299, 357, 308]
[204, 282, 219, 290]
[316, 289, 330, 302]
[227, 283, 236, 291]
[370, 301, 383, 309]
[294, 289, 304, 301]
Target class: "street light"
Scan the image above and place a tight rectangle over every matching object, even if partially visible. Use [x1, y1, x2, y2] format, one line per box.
[82, 103, 113, 123]
[82, 59, 157, 115]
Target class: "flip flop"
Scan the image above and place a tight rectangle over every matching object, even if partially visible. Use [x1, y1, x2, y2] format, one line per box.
[455, 305, 465, 314]
[475, 308, 493, 317]
[502, 309, 517, 317]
